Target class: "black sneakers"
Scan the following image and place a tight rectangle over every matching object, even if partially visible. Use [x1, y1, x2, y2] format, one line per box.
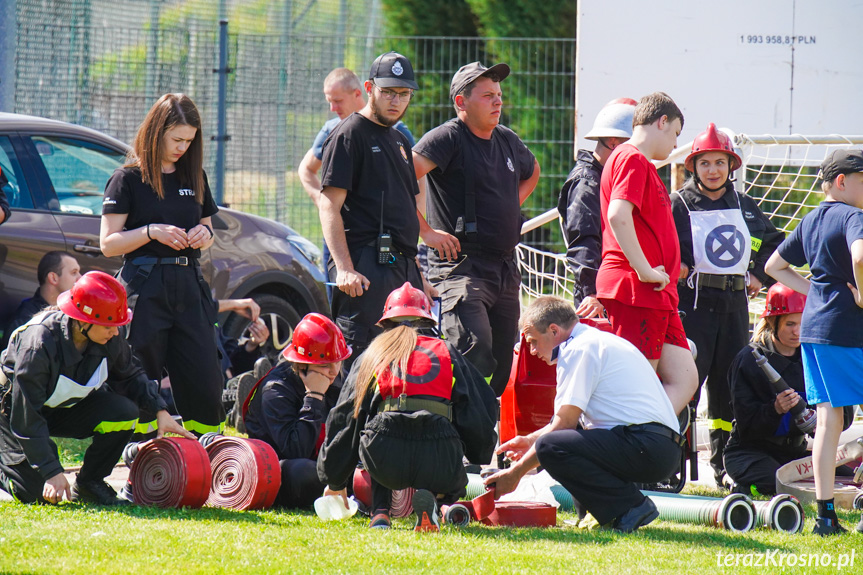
[613, 497, 659, 533]
[812, 517, 847, 536]
[412, 489, 440, 532]
[71, 477, 130, 506]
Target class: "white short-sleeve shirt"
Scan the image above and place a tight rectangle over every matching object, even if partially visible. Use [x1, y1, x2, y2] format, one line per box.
[554, 322, 679, 431]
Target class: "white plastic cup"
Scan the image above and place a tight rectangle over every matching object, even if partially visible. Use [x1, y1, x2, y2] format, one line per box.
[314, 495, 358, 521]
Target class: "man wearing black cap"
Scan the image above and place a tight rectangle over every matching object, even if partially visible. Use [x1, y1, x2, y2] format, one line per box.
[412, 62, 540, 396]
[317, 51, 429, 370]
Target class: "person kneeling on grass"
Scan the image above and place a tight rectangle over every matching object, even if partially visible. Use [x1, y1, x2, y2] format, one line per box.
[0, 271, 193, 506]
[485, 296, 683, 533]
[317, 282, 498, 531]
[243, 313, 351, 509]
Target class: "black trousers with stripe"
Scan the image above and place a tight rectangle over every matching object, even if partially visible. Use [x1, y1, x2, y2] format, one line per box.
[0, 390, 137, 503]
[680, 291, 749, 481]
[120, 262, 225, 436]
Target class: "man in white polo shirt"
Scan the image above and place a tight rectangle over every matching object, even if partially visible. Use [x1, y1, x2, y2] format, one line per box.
[484, 296, 683, 532]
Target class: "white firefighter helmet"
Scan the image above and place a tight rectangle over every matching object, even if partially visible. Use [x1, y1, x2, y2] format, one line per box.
[584, 98, 637, 141]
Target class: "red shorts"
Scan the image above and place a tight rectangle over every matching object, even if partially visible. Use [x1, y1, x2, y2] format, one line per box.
[600, 299, 689, 360]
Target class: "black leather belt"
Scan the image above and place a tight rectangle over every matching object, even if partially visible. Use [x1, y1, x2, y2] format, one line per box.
[628, 422, 685, 447]
[680, 274, 746, 291]
[131, 256, 197, 267]
[459, 243, 514, 261]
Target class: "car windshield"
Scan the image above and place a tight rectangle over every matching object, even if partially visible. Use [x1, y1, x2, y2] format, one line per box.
[33, 135, 125, 215]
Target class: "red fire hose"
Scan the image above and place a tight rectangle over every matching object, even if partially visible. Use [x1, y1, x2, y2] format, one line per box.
[129, 437, 212, 508]
[205, 437, 282, 510]
[352, 468, 415, 518]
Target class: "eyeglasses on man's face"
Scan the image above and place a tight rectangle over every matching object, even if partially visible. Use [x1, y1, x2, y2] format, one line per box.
[373, 83, 414, 102]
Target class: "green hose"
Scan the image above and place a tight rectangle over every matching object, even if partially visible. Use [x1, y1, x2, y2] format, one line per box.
[643, 490, 755, 532]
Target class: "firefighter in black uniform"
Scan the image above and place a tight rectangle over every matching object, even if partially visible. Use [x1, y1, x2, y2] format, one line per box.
[671, 123, 785, 486]
[412, 61, 540, 396]
[317, 283, 498, 530]
[558, 98, 635, 315]
[0, 271, 193, 505]
[243, 313, 351, 509]
[725, 283, 855, 496]
[100, 93, 224, 437]
[317, 52, 430, 373]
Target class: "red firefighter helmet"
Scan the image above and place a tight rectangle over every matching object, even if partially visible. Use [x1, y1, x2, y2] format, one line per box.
[761, 283, 806, 317]
[57, 270, 132, 327]
[684, 123, 742, 172]
[378, 282, 435, 325]
[282, 313, 351, 364]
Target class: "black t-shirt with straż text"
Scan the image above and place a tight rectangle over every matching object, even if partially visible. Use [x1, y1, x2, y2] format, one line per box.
[413, 119, 535, 253]
[102, 167, 218, 260]
[320, 113, 420, 258]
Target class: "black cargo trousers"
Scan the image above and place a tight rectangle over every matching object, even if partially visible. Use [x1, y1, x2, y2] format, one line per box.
[119, 259, 225, 437]
[428, 246, 520, 397]
[329, 244, 424, 374]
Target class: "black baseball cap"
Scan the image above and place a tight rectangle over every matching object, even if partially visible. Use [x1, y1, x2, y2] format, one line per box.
[819, 149, 863, 182]
[369, 51, 419, 90]
[449, 61, 511, 102]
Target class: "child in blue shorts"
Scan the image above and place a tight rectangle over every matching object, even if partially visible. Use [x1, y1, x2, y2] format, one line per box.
[766, 149, 863, 536]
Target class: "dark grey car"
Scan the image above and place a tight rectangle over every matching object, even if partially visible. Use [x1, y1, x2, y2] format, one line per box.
[0, 112, 327, 359]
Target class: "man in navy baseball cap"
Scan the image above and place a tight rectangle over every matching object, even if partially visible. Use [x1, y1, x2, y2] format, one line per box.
[369, 51, 419, 90]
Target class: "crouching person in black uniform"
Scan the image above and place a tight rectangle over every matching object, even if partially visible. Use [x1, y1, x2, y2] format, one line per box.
[485, 297, 683, 532]
[725, 283, 854, 496]
[243, 313, 351, 509]
[0, 271, 193, 505]
[318, 282, 498, 531]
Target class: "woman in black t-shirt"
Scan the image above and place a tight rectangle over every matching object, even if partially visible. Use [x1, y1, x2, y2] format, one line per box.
[100, 93, 225, 437]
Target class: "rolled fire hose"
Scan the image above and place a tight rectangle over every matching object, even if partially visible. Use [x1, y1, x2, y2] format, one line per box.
[352, 468, 415, 518]
[130, 437, 212, 508]
[643, 490, 755, 532]
[205, 437, 282, 510]
[752, 494, 805, 533]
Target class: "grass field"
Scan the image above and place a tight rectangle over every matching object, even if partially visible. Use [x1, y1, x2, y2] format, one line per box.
[1, 484, 860, 574]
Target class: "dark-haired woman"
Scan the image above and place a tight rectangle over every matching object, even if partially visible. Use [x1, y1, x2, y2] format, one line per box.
[318, 282, 498, 530]
[671, 123, 784, 486]
[100, 93, 223, 436]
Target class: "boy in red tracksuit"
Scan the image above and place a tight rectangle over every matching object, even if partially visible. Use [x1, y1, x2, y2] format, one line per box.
[596, 92, 697, 415]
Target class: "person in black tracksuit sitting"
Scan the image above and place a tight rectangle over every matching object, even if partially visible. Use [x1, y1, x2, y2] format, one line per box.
[317, 282, 498, 531]
[725, 282, 854, 496]
[242, 313, 350, 509]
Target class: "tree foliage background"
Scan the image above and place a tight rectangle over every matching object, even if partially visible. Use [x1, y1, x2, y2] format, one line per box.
[379, 0, 577, 242]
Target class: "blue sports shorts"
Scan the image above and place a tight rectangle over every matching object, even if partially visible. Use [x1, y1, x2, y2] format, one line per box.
[801, 342, 863, 407]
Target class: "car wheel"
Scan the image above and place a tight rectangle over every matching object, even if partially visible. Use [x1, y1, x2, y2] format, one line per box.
[222, 293, 302, 366]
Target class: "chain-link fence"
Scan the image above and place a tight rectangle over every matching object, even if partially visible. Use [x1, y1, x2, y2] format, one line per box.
[9, 0, 575, 250]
